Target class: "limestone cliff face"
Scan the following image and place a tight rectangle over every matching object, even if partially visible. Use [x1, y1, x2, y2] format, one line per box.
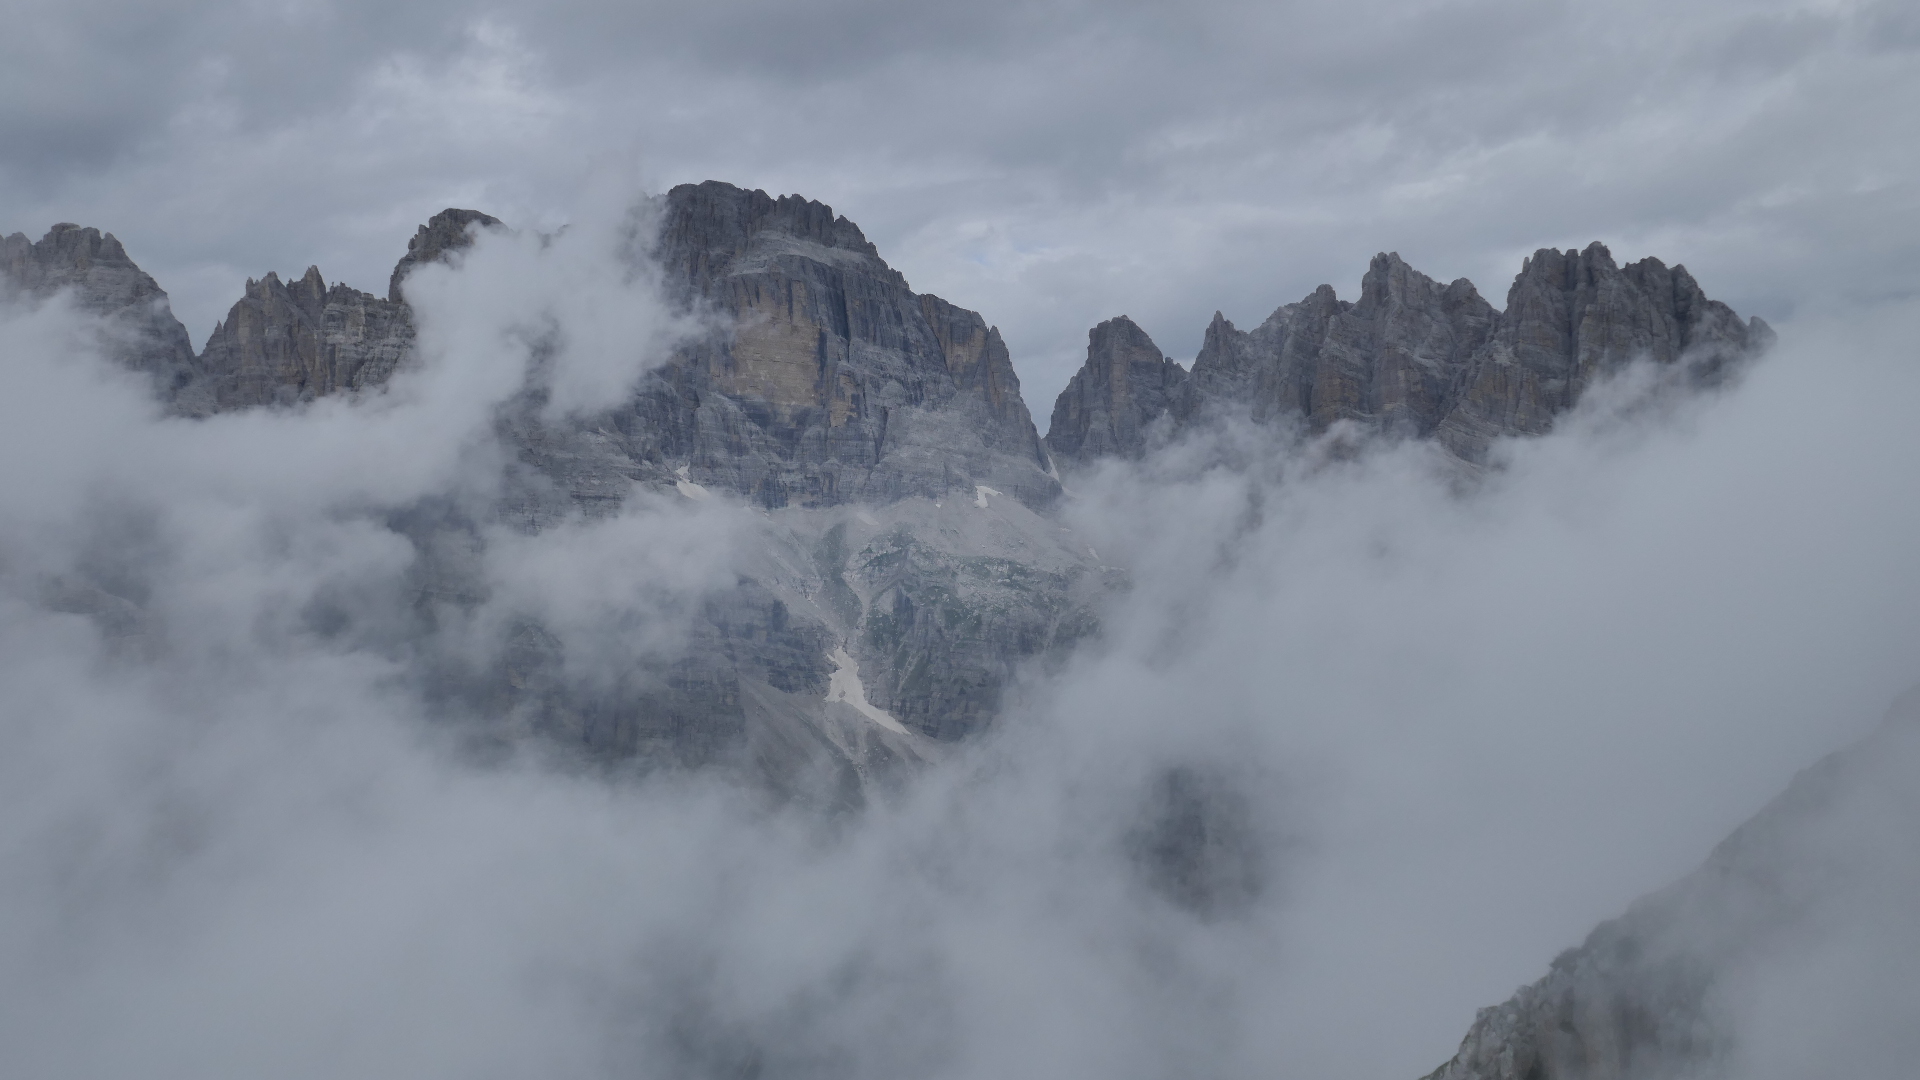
[1048, 244, 1772, 464]
[613, 180, 1058, 512]
[1430, 243, 1772, 459]
[1044, 315, 1189, 462]
[193, 207, 498, 410]
[197, 266, 414, 409]
[0, 223, 203, 407]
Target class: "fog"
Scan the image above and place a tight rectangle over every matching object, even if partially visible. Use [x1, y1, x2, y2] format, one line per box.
[2, 211, 1918, 1078]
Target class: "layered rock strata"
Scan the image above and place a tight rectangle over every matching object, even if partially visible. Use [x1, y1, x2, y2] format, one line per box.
[390, 208, 503, 303]
[1046, 315, 1189, 462]
[1046, 244, 1773, 464]
[607, 181, 1059, 513]
[193, 207, 500, 409]
[196, 265, 415, 408]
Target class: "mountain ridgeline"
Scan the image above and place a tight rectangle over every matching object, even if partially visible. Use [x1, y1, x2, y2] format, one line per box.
[3, 183, 1793, 1080]
[1047, 246, 1773, 465]
[1, 188, 1772, 501]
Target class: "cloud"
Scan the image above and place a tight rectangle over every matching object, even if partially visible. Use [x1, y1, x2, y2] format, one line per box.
[2, 191, 1918, 1080]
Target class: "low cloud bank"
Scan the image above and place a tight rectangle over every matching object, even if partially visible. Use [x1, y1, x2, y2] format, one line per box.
[1, 210, 1917, 1079]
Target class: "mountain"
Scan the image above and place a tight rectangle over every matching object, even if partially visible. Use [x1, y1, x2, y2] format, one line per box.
[9, 185, 1888, 1078]
[1046, 246, 1774, 465]
[0, 184, 1103, 807]
[1, 189, 1773, 808]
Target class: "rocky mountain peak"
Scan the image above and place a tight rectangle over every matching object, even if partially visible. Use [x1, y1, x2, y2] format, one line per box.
[1356, 250, 1416, 307]
[1048, 243, 1771, 465]
[34, 222, 134, 267]
[652, 181, 893, 302]
[294, 265, 326, 304]
[666, 181, 878, 255]
[1045, 316, 1189, 462]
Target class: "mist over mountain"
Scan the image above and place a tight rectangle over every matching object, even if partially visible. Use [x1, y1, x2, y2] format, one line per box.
[1, 183, 1917, 1080]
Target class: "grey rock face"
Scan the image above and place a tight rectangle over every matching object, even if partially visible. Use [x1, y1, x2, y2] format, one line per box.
[193, 207, 500, 410]
[823, 495, 1110, 742]
[1049, 244, 1773, 464]
[1430, 243, 1773, 460]
[196, 266, 415, 409]
[1422, 696, 1920, 1080]
[0, 224, 203, 407]
[1044, 315, 1189, 462]
[607, 180, 1059, 512]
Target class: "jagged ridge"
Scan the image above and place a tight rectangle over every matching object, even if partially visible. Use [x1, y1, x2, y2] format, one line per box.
[1046, 243, 1774, 465]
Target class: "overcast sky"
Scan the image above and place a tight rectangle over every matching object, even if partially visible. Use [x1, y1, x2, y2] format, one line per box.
[5, 0, 1918, 411]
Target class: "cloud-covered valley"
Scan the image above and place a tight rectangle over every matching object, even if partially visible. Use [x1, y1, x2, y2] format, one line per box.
[1, 201, 1917, 1079]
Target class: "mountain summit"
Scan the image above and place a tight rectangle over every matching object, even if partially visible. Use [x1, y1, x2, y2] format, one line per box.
[2, 188, 1820, 1079]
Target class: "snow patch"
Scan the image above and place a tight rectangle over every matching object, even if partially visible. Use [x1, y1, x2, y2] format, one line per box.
[973, 485, 1002, 509]
[825, 647, 910, 735]
[674, 465, 709, 501]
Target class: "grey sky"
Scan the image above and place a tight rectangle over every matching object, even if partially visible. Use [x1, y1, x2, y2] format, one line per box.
[5, 0, 1918, 411]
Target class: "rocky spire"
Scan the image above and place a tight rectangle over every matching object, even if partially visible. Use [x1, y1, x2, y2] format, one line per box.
[1430, 242, 1773, 459]
[191, 208, 503, 410]
[196, 265, 413, 409]
[1044, 315, 1189, 461]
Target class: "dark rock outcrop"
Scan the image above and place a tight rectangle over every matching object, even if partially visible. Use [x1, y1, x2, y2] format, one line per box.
[1045, 316, 1189, 462]
[194, 207, 500, 410]
[1430, 243, 1772, 459]
[1048, 243, 1774, 464]
[196, 266, 415, 409]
